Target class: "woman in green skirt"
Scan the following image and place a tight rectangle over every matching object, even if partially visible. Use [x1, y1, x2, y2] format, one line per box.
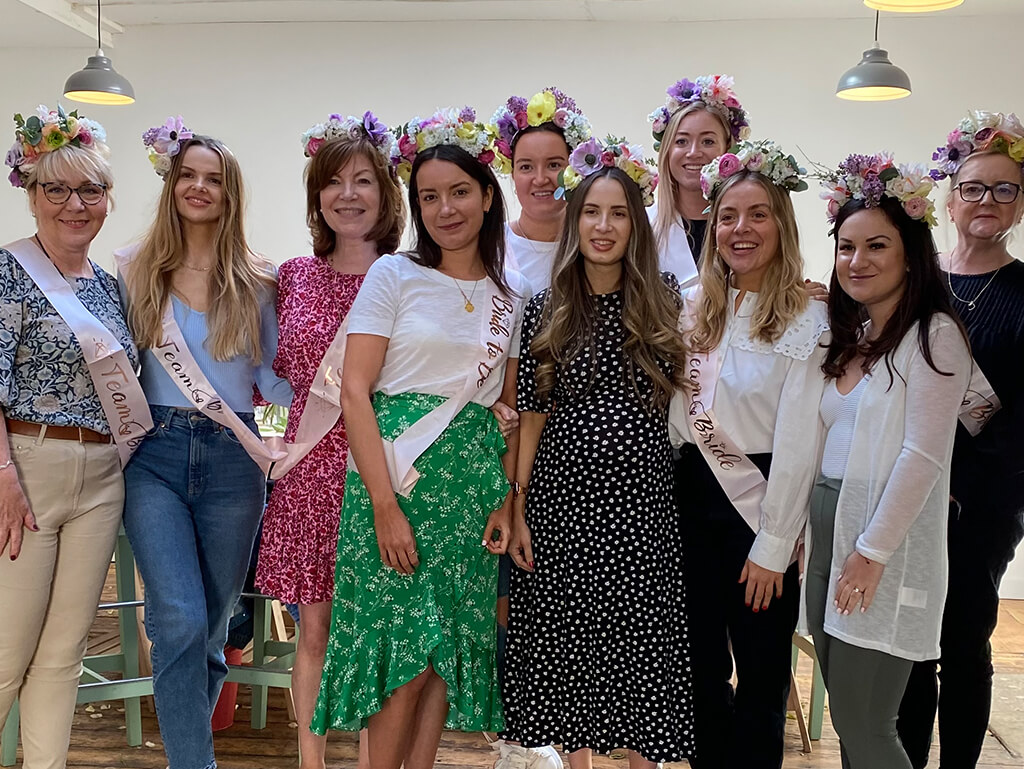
[310, 107, 527, 769]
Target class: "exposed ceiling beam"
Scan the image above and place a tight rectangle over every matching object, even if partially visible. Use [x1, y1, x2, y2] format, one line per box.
[16, 0, 115, 46]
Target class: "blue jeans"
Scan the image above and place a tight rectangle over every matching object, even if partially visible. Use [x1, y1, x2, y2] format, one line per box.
[123, 406, 266, 769]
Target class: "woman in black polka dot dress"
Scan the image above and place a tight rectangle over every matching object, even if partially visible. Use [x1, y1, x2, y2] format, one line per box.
[501, 151, 696, 767]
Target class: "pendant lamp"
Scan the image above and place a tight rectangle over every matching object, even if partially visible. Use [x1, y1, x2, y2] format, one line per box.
[836, 11, 911, 101]
[64, 0, 135, 105]
[865, 0, 964, 11]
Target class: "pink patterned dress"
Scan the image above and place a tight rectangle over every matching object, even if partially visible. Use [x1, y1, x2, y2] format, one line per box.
[256, 256, 365, 605]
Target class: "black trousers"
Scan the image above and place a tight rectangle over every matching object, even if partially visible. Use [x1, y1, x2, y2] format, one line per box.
[896, 501, 1024, 769]
[675, 445, 800, 769]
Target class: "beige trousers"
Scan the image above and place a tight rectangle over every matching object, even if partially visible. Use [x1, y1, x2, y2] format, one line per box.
[0, 433, 123, 769]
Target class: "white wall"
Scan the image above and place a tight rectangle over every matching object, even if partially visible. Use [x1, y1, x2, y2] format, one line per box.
[2, 14, 1023, 278]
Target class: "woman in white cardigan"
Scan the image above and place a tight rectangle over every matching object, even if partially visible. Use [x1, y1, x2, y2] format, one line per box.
[807, 156, 971, 769]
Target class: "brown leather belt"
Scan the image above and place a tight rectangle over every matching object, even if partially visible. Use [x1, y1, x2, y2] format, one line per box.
[5, 418, 113, 444]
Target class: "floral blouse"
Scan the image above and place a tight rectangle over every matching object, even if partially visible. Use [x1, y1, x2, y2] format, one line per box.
[0, 246, 139, 434]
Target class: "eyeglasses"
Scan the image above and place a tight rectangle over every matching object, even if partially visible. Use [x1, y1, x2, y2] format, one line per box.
[955, 181, 1022, 204]
[39, 182, 108, 206]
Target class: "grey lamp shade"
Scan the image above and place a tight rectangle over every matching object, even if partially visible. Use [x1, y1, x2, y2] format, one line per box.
[836, 43, 912, 101]
[64, 51, 135, 105]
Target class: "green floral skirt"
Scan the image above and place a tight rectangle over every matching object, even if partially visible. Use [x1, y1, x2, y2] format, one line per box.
[310, 391, 508, 734]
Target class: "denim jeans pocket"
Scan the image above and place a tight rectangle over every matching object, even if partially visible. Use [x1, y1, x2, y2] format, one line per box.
[220, 419, 258, 447]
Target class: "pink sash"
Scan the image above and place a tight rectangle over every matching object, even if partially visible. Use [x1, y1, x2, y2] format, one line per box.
[115, 248, 286, 475]
[959, 362, 1000, 437]
[6, 238, 151, 467]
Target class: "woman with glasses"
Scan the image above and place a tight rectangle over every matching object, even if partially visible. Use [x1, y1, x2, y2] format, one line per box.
[897, 111, 1024, 769]
[0, 106, 146, 769]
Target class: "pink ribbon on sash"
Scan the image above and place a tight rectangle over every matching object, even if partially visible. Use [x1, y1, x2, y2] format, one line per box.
[115, 248, 286, 476]
[958, 362, 1000, 437]
[349, 280, 518, 497]
[6, 238, 152, 467]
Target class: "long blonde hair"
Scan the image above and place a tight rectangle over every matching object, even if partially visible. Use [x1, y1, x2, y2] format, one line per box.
[653, 103, 731, 251]
[126, 136, 274, 362]
[691, 171, 807, 352]
[531, 167, 689, 411]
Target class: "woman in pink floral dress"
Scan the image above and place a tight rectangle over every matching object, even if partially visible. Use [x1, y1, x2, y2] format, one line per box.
[256, 112, 404, 769]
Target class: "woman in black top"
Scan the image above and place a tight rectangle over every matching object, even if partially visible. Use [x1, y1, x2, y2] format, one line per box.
[897, 111, 1024, 769]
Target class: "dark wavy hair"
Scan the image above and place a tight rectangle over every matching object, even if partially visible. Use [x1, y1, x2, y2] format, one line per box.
[823, 195, 968, 387]
[405, 144, 510, 295]
[510, 123, 570, 161]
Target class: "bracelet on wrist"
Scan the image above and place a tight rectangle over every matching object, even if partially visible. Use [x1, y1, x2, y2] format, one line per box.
[510, 480, 528, 498]
[0, 459, 13, 472]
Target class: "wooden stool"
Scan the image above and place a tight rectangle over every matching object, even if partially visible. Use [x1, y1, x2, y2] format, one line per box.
[789, 633, 826, 753]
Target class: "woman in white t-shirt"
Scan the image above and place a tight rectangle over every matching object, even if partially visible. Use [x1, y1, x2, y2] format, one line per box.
[491, 87, 592, 293]
[309, 108, 526, 769]
[807, 155, 970, 769]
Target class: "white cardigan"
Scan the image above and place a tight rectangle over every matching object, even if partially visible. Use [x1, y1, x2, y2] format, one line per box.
[811, 314, 971, 661]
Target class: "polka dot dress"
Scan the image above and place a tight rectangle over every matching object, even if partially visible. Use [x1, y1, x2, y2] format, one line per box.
[502, 287, 696, 763]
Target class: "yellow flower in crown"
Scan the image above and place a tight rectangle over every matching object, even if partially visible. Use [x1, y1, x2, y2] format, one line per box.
[622, 157, 647, 184]
[527, 91, 557, 126]
[562, 166, 581, 188]
[455, 122, 478, 142]
[415, 132, 427, 150]
[1010, 138, 1024, 164]
[42, 123, 68, 150]
[493, 151, 512, 176]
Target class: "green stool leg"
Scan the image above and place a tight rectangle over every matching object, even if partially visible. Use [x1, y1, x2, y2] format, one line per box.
[809, 651, 826, 740]
[248, 597, 271, 730]
[114, 532, 144, 747]
[1, 700, 19, 767]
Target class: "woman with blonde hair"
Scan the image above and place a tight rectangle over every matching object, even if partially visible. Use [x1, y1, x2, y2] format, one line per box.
[0, 105, 149, 769]
[256, 111, 403, 769]
[648, 75, 750, 288]
[503, 139, 694, 768]
[669, 141, 828, 769]
[119, 122, 291, 769]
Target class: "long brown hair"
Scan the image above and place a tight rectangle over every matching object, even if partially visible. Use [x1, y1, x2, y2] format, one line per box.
[690, 171, 807, 352]
[125, 135, 274, 362]
[305, 137, 405, 257]
[531, 167, 689, 411]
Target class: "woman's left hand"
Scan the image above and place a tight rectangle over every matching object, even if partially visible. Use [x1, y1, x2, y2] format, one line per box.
[481, 504, 511, 555]
[834, 551, 885, 615]
[490, 401, 519, 440]
[804, 279, 829, 303]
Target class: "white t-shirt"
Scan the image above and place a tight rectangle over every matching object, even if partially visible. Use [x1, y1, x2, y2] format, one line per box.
[347, 253, 527, 407]
[505, 223, 558, 295]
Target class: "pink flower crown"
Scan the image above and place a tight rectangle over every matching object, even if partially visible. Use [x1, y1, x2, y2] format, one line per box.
[555, 136, 658, 207]
[392, 106, 499, 185]
[931, 110, 1024, 180]
[301, 111, 398, 166]
[142, 116, 194, 180]
[6, 104, 107, 189]
[701, 139, 807, 201]
[649, 74, 751, 151]
[818, 152, 937, 228]
[490, 87, 592, 175]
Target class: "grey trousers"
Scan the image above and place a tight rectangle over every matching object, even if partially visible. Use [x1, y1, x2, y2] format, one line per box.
[806, 476, 914, 769]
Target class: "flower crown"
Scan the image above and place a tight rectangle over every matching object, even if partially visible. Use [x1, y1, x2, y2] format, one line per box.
[649, 74, 751, 151]
[701, 140, 807, 201]
[142, 116, 194, 179]
[931, 110, 1024, 180]
[301, 111, 398, 167]
[491, 87, 592, 175]
[818, 153, 938, 228]
[6, 104, 107, 189]
[392, 107, 498, 184]
[555, 136, 658, 207]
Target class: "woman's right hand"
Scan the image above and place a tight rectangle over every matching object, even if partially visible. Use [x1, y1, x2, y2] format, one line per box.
[509, 511, 534, 572]
[0, 468, 36, 560]
[373, 499, 418, 575]
[490, 401, 519, 440]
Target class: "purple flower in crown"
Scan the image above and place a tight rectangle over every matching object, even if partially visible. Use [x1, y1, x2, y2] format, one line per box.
[141, 126, 160, 148]
[152, 116, 193, 158]
[570, 137, 604, 175]
[459, 106, 477, 123]
[507, 96, 528, 115]
[362, 111, 389, 145]
[495, 115, 518, 144]
[861, 173, 886, 207]
[544, 86, 578, 113]
[667, 78, 700, 103]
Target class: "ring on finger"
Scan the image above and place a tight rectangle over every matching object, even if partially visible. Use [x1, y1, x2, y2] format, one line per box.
[853, 587, 862, 593]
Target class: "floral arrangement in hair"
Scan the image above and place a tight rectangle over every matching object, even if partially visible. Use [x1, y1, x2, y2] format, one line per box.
[392, 106, 499, 184]
[649, 74, 751, 151]
[555, 136, 658, 207]
[301, 110, 398, 166]
[701, 139, 807, 201]
[5, 104, 106, 189]
[491, 87, 592, 175]
[142, 116, 193, 179]
[931, 110, 1024, 180]
[818, 152, 937, 228]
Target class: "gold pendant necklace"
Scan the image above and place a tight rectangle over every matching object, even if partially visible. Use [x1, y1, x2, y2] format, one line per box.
[451, 276, 479, 313]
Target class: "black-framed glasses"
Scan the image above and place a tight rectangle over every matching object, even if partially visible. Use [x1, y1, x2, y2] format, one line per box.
[955, 181, 1022, 204]
[39, 181, 108, 206]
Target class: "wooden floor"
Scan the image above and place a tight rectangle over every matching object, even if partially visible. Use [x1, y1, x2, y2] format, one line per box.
[18, 582, 1024, 768]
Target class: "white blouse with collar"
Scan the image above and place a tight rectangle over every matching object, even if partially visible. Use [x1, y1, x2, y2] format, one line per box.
[669, 286, 830, 572]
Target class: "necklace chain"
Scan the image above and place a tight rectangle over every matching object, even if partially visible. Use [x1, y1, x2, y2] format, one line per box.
[947, 265, 1002, 312]
[181, 261, 212, 272]
[451, 276, 479, 313]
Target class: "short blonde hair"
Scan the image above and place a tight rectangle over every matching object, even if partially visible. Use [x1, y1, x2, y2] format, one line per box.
[25, 143, 115, 210]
